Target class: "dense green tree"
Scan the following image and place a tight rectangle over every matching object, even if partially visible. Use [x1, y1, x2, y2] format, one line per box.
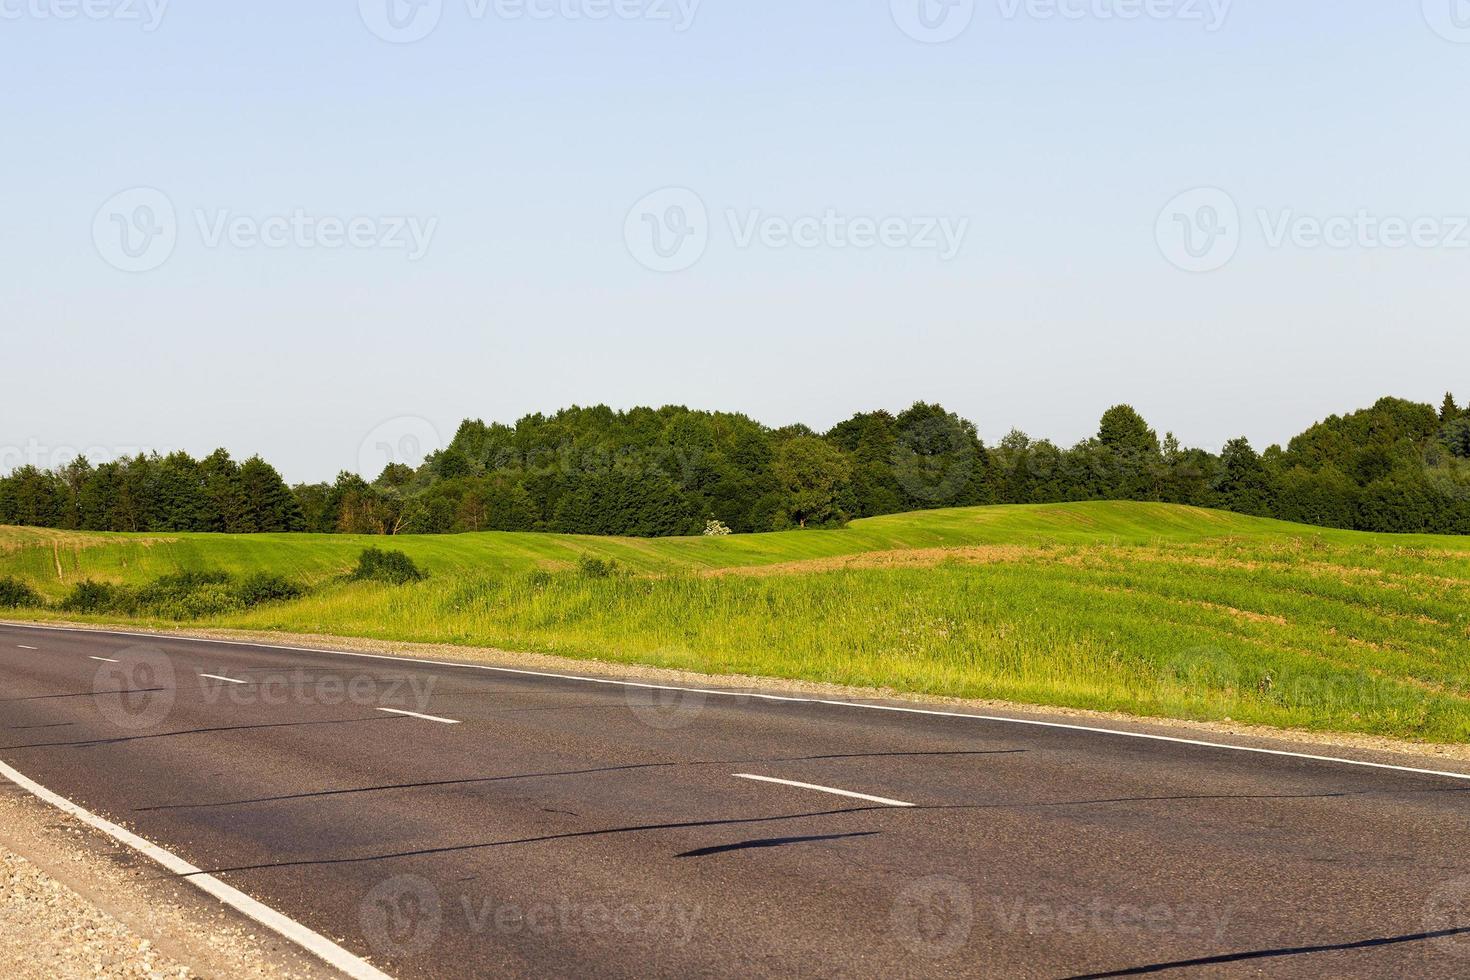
[239, 456, 304, 532]
[891, 403, 987, 510]
[1097, 405, 1160, 456]
[11, 394, 1470, 538]
[771, 436, 853, 529]
[1274, 466, 1357, 529]
[1214, 438, 1274, 517]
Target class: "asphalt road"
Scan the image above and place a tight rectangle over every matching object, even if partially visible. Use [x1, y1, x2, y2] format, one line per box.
[2, 622, 1470, 979]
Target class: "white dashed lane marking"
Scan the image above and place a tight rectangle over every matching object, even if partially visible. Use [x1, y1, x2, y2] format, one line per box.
[732, 774, 915, 807]
[377, 707, 461, 725]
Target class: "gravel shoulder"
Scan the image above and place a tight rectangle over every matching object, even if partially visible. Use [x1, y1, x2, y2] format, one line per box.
[0, 784, 344, 980]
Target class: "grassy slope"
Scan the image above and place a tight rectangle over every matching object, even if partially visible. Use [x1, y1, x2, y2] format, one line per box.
[4, 502, 1470, 741]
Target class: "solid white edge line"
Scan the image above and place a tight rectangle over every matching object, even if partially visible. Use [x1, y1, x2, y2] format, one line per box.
[199, 673, 248, 685]
[6, 621, 1470, 784]
[376, 707, 461, 725]
[0, 757, 393, 980]
[733, 773, 915, 807]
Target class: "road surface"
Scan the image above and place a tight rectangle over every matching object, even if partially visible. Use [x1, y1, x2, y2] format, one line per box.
[1, 621, 1469, 979]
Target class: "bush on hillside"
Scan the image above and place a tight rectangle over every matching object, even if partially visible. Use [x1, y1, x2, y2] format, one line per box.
[577, 555, 620, 579]
[57, 569, 306, 620]
[349, 548, 427, 585]
[60, 580, 125, 614]
[236, 572, 305, 606]
[0, 577, 43, 609]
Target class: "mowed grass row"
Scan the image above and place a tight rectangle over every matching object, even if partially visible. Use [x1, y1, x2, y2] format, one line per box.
[5, 502, 1470, 741]
[0, 503, 1343, 596]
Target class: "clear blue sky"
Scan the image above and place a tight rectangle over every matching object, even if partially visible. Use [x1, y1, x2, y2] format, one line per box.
[4, 2, 1468, 482]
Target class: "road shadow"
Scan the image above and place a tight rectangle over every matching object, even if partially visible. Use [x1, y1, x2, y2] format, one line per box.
[183, 805, 893, 877]
[137, 749, 1025, 812]
[1, 716, 402, 751]
[676, 831, 879, 858]
[1067, 926, 1470, 978]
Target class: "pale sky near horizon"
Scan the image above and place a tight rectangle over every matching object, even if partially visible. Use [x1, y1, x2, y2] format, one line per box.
[4, 2, 1468, 483]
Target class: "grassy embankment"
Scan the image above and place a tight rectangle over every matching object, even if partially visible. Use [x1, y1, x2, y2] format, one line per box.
[3, 502, 1470, 741]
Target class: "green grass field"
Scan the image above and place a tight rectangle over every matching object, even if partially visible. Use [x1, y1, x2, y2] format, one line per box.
[4, 502, 1470, 741]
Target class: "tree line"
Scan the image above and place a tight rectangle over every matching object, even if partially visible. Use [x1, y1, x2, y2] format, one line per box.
[5, 395, 1470, 537]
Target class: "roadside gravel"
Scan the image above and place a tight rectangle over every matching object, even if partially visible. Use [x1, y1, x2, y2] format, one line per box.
[0, 787, 343, 980]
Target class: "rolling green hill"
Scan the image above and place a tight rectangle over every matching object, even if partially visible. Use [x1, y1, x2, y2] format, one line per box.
[4, 502, 1470, 741]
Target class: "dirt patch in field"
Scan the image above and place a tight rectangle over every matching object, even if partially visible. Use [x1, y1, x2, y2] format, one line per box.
[1089, 583, 1290, 628]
